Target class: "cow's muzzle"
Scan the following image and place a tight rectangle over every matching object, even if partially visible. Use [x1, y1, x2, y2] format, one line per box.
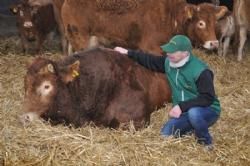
[19, 112, 39, 126]
[27, 36, 36, 42]
[203, 40, 219, 50]
[23, 21, 33, 28]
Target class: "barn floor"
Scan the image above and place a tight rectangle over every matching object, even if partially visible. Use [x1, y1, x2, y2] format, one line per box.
[0, 37, 250, 166]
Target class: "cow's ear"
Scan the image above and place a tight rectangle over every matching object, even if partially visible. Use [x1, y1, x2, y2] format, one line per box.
[215, 6, 228, 20]
[185, 6, 194, 19]
[38, 63, 55, 74]
[47, 64, 55, 73]
[60, 60, 80, 84]
[25, 58, 35, 68]
[9, 5, 19, 14]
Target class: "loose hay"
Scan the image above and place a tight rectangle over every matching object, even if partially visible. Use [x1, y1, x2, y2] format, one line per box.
[0, 37, 250, 166]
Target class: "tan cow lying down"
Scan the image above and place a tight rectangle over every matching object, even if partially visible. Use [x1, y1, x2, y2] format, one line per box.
[60, 0, 228, 54]
[21, 48, 171, 129]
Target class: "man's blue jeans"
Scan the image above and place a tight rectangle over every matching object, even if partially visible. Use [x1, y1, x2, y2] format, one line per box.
[161, 107, 219, 145]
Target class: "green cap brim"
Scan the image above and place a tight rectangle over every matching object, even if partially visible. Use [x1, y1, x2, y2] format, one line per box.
[160, 43, 178, 53]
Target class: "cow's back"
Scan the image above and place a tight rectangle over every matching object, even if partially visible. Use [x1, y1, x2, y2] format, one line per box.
[61, 0, 184, 52]
[65, 48, 171, 110]
[61, 48, 171, 128]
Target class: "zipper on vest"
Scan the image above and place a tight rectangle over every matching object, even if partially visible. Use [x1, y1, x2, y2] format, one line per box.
[176, 69, 179, 86]
[182, 90, 184, 101]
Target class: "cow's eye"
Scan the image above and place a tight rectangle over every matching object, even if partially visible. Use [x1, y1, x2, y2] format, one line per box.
[44, 85, 50, 89]
[36, 81, 53, 97]
[197, 20, 206, 29]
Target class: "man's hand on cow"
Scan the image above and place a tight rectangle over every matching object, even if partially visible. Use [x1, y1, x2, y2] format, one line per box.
[114, 47, 128, 55]
[28, 0, 52, 6]
[169, 105, 182, 118]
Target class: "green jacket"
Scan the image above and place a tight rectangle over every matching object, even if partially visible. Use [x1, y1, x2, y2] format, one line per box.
[164, 54, 221, 114]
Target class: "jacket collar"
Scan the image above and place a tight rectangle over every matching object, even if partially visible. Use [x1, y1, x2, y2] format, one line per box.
[169, 53, 191, 68]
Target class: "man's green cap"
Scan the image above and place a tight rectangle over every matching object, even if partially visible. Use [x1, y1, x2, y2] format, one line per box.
[160, 35, 192, 53]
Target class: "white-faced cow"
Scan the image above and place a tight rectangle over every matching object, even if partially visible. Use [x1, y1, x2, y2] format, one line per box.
[60, 0, 228, 54]
[21, 48, 171, 129]
[187, 0, 235, 57]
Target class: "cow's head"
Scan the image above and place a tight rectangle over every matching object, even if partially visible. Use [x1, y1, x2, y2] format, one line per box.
[21, 57, 80, 125]
[182, 3, 228, 50]
[10, 1, 40, 41]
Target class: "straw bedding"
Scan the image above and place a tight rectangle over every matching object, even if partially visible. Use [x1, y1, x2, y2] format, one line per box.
[0, 36, 249, 165]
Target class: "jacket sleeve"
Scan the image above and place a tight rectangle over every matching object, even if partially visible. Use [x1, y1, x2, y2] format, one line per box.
[179, 69, 216, 112]
[127, 50, 166, 73]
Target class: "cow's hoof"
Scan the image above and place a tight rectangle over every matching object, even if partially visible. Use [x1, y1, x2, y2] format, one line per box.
[237, 56, 242, 62]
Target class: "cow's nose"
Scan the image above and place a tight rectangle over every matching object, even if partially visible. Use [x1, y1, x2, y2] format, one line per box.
[23, 21, 33, 28]
[203, 40, 219, 50]
[210, 40, 219, 49]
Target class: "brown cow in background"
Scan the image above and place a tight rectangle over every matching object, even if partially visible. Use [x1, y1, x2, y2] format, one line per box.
[61, 0, 228, 54]
[21, 48, 171, 129]
[28, 0, 69, 55]
[216, 11, 235, 57]
[10, 0, 57, 54]
[233, 0, 250, 61]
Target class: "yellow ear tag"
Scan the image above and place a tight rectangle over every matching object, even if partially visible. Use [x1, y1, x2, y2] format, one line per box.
[72, 70, 79, 78]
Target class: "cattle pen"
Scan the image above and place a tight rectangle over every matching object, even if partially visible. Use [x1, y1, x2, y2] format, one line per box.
[0, 36, 250, 166]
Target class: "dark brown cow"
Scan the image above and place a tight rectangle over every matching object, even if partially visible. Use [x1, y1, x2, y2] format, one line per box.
[21, 48, 171, 129]
[27, 0, 69, 55]
[233, 0, 250, 61]
[61, 0, 228, 54]
[10, 0, 57, 54]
